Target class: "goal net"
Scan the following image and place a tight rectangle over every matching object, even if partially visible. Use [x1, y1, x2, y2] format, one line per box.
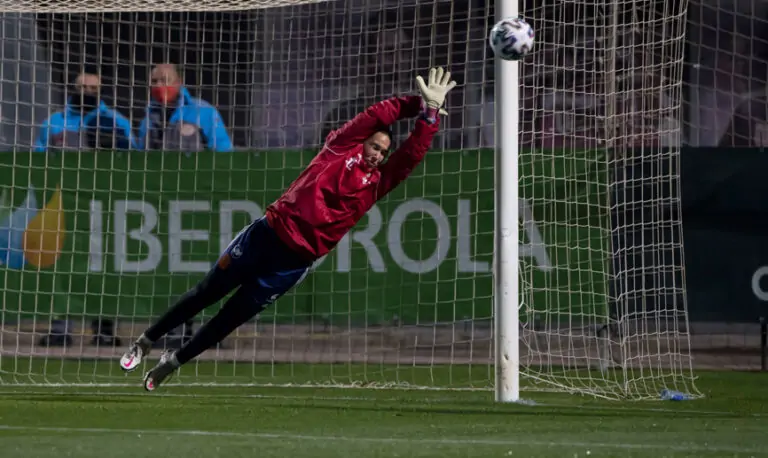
[0, 0, 699, 399]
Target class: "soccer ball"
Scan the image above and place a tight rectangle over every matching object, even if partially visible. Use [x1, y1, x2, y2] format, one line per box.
[489, 17, 534, 61]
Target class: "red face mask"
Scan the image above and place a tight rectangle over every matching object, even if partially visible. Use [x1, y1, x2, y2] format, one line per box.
[151, 85, 180, 105]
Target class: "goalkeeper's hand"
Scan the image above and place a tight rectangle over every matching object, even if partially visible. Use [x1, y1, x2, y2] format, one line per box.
[416, 67, 457, 119]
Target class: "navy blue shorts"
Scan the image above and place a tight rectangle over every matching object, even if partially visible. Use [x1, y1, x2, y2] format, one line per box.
[216, 216, 311, 306]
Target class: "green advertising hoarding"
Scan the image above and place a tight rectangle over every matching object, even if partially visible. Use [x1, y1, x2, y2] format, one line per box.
[0, 149, 608, 325]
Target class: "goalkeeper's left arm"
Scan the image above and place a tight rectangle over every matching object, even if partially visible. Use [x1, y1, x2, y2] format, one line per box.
[376, 67, 456, 198]
[325, 96, 423, 150]
[376, 117, 439, 198]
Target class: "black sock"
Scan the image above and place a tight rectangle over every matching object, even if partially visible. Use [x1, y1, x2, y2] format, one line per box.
[144, 266, 240, 343]
[174, 288, 262, 365]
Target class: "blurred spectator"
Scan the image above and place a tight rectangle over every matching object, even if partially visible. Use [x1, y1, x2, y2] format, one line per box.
[686, 0, 768, 146]
[719, 91, 768, 147]
[319, 10, 415, 143]
[34, 72, 134, 152]
[138, 63, 233, 152]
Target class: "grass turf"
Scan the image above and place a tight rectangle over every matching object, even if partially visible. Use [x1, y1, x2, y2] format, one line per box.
[0, 364, 765, 458]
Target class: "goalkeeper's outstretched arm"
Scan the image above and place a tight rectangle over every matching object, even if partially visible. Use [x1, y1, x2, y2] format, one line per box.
[325, 96, 423, 150]
[377, 117, 439, 198]
[377, 67, 457, 198]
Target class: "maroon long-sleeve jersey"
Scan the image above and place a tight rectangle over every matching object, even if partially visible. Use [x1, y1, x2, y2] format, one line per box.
[266, 95, 440, 261]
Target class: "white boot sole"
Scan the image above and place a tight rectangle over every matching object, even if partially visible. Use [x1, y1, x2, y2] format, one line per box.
[143, 372, 157, 391]
[120, 354, 142, 372]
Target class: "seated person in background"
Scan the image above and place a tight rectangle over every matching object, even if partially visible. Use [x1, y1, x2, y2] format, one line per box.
[719, 92, 768, 147]
[319, 12, 414, 144]
[138, 64, 233, 152]
[35, 72, 134, 152]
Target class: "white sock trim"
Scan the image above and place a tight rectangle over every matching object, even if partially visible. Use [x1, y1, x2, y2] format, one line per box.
[168, 352, 181, 369]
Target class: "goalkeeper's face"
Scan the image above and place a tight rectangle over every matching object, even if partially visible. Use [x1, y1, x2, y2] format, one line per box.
[363, 132, 391, 168]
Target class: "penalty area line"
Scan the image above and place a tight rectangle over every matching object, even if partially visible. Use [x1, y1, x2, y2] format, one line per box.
[0, 425, 763, 454]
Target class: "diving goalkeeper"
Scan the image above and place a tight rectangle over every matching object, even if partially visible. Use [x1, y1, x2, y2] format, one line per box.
[119, 67, 457, 391]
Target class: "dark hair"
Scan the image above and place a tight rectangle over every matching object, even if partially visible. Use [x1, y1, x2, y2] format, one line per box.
[371, 126, 394, 151]
[374, 127, 393, 147]
[364, 128, 394, 154]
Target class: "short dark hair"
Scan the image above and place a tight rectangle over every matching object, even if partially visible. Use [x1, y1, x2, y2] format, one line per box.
[376, 127, 393, 143]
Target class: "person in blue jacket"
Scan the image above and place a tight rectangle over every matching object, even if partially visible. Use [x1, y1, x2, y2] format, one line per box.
[35, 72, 135, 152]
[138, 64, 233, 152]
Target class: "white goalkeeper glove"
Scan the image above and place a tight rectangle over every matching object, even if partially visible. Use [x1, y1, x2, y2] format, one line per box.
[416, 67, 457, 118]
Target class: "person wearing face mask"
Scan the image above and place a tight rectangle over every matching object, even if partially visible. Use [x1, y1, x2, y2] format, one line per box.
[137, 63, 233, 152]
[34, 72, 135, 152]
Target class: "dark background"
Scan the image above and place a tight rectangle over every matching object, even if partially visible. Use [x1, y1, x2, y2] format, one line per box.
[37, 12, 260, 146]
[34, 0, 686, 149]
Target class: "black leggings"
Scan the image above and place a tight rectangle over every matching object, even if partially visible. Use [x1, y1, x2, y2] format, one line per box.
[143, 265, 264, 365]
[143, 265, 241, 343]
[141, 217, 311, 366]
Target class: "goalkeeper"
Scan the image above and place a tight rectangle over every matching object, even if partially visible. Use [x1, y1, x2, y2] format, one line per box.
[119, 67, 457, 391]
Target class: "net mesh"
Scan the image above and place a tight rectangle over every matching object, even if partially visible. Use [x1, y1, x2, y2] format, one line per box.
[686, 0, 768, 148]
[514, 0, 699, 398]
[0, 1, 323, 13]
[0, 0, 699, 399]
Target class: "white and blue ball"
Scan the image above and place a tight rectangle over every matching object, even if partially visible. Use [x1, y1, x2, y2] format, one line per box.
[489, 17, 534, 61]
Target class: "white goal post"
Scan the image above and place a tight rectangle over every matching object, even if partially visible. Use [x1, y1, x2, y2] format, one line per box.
[0, 0, 699, 400]
[494, 0, 521, 403]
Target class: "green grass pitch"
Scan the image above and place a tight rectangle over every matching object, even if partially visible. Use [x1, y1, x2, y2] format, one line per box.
[0, 363, 765, 458]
